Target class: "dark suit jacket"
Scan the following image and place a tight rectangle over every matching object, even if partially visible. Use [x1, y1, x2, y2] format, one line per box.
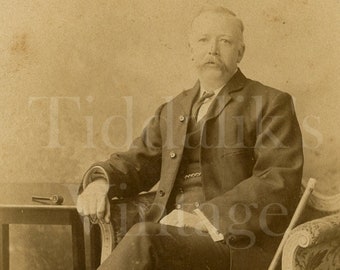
[90, 69, 303, 269]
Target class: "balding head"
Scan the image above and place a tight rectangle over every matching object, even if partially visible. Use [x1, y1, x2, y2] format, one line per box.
[190, 6, 244, 43]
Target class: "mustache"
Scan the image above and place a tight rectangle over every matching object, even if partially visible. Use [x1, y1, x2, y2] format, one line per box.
[203, 55, 222, 65]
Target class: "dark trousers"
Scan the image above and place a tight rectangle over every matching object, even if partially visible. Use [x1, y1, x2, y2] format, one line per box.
[98, 222, 230, 270]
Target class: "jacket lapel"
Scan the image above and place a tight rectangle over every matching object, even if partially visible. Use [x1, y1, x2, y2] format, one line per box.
[204, 69, 247, 122]
[178, 80, 200, 115]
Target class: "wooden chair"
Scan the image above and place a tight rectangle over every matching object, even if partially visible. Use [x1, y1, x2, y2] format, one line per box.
[282, 181, 340, 270]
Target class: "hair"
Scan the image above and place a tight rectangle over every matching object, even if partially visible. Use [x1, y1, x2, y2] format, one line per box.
[190, 6, 245, 42]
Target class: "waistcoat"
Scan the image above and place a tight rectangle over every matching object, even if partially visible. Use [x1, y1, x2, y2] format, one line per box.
[168, 98, 207, 212]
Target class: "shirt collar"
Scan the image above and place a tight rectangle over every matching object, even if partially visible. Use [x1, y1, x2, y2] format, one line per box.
[200, 84, 225, 98]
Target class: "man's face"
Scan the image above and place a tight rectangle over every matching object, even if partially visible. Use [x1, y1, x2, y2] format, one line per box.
[189, 12, 245, 83]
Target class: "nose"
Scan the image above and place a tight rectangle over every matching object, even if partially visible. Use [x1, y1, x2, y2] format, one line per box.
[208, 40, 219, 56]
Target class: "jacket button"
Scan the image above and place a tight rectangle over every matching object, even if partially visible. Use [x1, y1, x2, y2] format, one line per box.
[159, 190, 165, 197]
[169, 151, 176, 158]
[194, 202, 200, 208]
[176, 203, 182, 209]
[178, 188, 184, 193]
[179, 115, 185, 122]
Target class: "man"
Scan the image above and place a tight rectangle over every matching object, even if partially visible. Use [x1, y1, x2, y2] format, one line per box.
[77, 6, 303, 270]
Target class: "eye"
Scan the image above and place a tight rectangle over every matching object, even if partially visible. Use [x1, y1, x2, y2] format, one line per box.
[198, 37, 208, 43]
[220, 38, 231, 44]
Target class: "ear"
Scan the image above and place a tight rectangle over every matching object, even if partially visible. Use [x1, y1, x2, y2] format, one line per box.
[237, 43, 245, 63]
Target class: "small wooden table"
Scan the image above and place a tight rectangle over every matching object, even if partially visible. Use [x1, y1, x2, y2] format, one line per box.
[0, 183, 94, 270]
[0, 204, 87, 270]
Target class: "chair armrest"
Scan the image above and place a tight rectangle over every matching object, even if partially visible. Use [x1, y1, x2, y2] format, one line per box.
[97, 221, 115, 264]
[282, 213, 340, 270]
[96, 190, 157, 264]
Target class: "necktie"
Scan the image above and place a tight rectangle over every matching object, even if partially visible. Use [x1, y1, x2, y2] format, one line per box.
[192, 91, 215, 121]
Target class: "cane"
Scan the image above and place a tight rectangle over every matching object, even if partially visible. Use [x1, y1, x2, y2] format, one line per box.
[268, 178, 316, 270]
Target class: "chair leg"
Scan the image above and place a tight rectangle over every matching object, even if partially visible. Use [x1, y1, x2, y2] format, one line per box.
[83, 217, 101, 270]
[0, 224, 9, 270]
[90, 222, 102, 269]
[71, 216, 86, 270]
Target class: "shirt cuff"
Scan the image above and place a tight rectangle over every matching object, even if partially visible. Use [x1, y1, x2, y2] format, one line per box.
[82, 165, 110, 190]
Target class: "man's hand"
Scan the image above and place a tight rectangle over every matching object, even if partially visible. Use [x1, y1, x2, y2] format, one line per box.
[159, 209, 207, 232]
[76, 179, 111, 223]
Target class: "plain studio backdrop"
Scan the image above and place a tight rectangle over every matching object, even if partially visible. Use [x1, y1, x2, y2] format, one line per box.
[0, 0, 339, 269]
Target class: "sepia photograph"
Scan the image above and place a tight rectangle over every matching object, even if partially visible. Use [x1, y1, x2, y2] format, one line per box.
[0, 0, 339, 269]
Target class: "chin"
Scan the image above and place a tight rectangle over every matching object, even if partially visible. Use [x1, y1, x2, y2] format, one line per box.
[201, 69, 226, 81]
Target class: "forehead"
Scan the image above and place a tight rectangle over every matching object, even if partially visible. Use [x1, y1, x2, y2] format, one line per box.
[191, 12, 241, 37]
